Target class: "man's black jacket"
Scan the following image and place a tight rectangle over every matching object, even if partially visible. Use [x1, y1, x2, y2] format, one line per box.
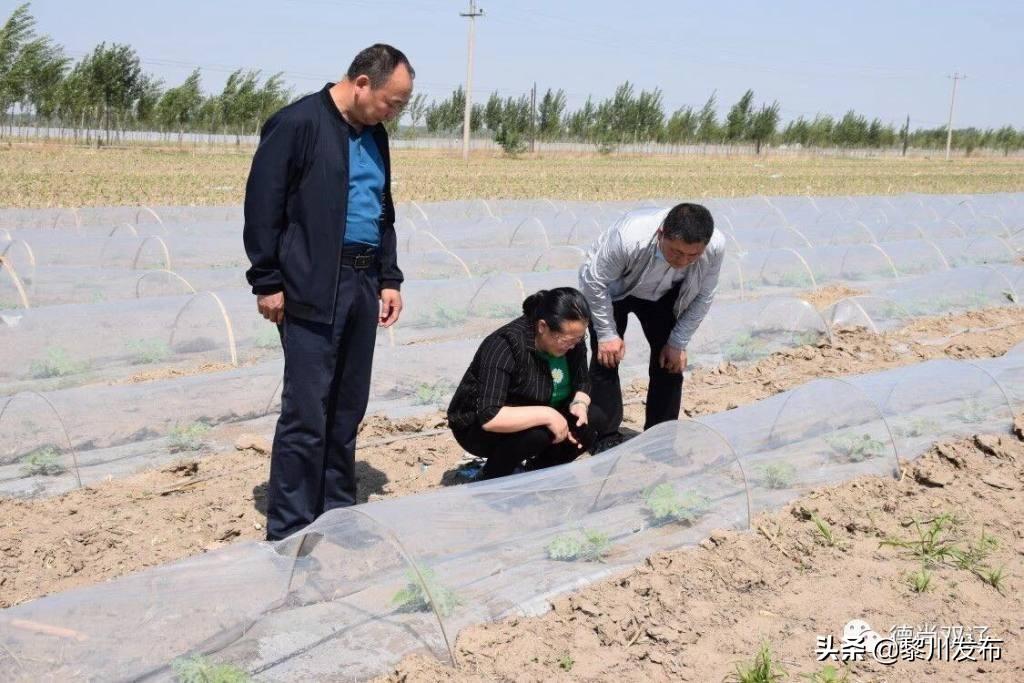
[243, 83, 403, 323]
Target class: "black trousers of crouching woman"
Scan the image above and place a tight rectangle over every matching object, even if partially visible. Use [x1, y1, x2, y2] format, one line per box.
[452, 404, 610, 479]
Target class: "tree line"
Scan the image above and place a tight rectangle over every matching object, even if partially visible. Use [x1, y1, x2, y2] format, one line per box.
[2, 3, 1022, 156]
[424, 84, 1023, 156]
[0, 4, 289, 143]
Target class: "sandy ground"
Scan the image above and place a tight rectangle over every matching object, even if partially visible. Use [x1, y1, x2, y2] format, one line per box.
[384, 426, 1024, 682]
[1, 306, 1023, 612]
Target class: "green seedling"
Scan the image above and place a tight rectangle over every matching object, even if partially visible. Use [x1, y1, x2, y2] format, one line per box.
[825, 432, 887, 463]
[760, 462, 797, 489]
[30, 347, 89, 379]
[721, 332, 768, 362]
[391, 565, 462, 617]
[558, 654, 575, 672]
[413, 380, 455, 407]
[882, 514, 1005, 592]
[171, 655, 251, 683]
[420, 303, 468, 328]
[127, 338, 172, 365]
[810, 513, 837, 547]
[254, 327, 280, 350]
[477, 302, 521, 319]
[956, 399, 988, 424]
[880, 513, 960, 567]
[908, 566, 932, 593]
[727, 642, 787, 683]
[643, 484, 711, 525]
[979, 566, 1006, 594]
[20, 446, 66, 477]
[774, 270, 813, 288]
[891, 417, 939, 438]
[546, 529, 611, 563]
[801, 664, 849, 682]
[168, 422, 211, 453]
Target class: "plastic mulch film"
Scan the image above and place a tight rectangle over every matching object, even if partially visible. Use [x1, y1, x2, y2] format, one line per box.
[9, 356, 1021, 679]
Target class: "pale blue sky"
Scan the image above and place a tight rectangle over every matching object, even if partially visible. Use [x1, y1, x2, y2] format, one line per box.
[17, 0, 1024, 129]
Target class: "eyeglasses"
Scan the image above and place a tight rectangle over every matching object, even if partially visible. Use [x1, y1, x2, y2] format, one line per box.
[549, 330, 586, 346]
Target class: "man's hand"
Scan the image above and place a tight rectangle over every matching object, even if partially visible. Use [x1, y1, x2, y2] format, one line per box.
[597, 337, 625, 369]
[379, 288, 403, 327]
[659, 344, 687, 374]
[257, 292, 285, 324]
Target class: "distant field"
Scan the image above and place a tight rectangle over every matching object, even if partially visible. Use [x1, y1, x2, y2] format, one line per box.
[2, 141, 1023, 208]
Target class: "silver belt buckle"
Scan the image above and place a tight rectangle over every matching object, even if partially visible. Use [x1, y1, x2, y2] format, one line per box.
[354, 253, 373, 268]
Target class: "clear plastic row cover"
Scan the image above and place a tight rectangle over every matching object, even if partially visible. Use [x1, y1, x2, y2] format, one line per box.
[0, 205, 241, 230]
[824, 265, 1023, 331]
[2, 233, 247, 271]
[0, 290, 282, 394]
[394, 215, 607, 252]
[5, 354, 1021, 680]
[0, 265, 247, 308]
[400, 246, 586, 280]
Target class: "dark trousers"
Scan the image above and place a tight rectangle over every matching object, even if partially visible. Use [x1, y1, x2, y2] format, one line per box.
[265, 265, 379, 541]
[588, 288, 683, 436]
[453, 404, 609, 480]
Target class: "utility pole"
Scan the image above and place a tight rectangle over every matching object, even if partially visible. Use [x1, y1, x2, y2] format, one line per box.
[530, 82, 537, 153]
[944, 72, 966, 161]
[460, 0, 484, 161]
[901, 114, 909, 157]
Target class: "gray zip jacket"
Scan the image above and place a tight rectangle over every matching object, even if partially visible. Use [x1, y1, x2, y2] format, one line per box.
[578, 206, 726, 350]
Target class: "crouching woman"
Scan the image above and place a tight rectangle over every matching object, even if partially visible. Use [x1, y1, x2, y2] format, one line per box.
[447, 287, 609, 480]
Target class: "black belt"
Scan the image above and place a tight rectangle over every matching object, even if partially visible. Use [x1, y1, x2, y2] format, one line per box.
[340, 247, 379, 270]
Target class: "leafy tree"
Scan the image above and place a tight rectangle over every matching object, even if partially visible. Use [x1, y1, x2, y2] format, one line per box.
[695, 91, 720, 143]
[749, 101, 780, 153]
[725, 89, 754, 141]
[482, 90, 502, 132]
[156, 68, 202, 141]
[663, 105, 697, 143]
[537, 87, 565, 140]
[404, 92, 427, 131]
[83, 42, 144, 141]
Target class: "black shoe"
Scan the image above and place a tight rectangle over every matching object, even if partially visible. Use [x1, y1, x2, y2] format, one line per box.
[591, 432, 627, 454]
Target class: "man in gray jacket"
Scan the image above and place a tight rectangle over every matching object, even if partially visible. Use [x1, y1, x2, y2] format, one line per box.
[578, 203, 723, 441]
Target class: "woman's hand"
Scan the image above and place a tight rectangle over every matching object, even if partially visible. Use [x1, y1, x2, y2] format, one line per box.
[568, 400, 589, 427]
[545, 408, 577, 445]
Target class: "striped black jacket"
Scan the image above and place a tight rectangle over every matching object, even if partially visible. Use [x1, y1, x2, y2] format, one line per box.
[447, 316, 590, 432]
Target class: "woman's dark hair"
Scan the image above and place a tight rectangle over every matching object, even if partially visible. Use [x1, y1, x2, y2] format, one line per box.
[522, 287, 591, 331]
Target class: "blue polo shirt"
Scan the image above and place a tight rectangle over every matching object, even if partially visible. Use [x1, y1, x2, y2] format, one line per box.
[344, 128, 385, 247]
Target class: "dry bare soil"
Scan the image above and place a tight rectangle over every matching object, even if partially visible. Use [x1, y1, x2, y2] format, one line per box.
[2, 306, 1022, 623]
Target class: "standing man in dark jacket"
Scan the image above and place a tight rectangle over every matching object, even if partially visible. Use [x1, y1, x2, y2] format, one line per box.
[243, 44, 414, 541]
